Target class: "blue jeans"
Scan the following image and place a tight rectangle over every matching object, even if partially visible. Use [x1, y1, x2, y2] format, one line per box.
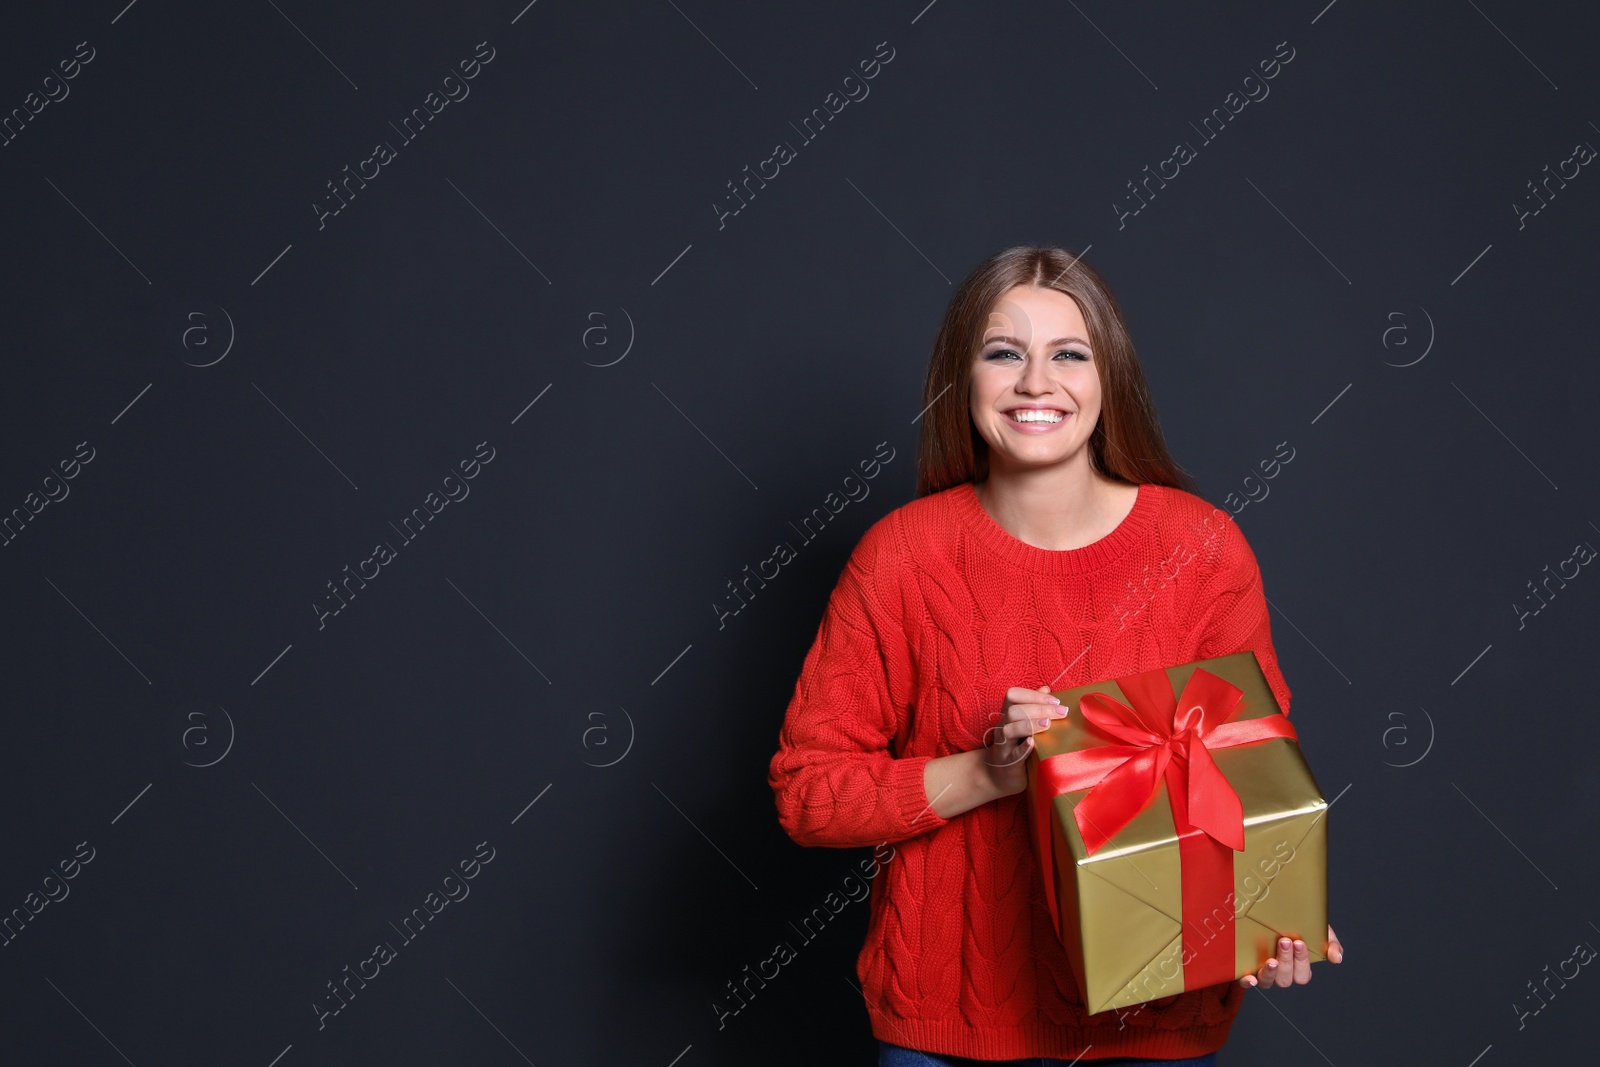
[878, 1042, 1218, 1066]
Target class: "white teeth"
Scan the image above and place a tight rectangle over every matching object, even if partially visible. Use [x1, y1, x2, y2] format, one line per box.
[1010, 410, 1064, 423]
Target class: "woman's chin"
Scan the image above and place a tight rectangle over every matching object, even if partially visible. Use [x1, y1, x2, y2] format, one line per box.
[988, 445, 1086, 472]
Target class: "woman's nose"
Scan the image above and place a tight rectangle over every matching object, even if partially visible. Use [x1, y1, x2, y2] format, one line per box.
[1019, 353, 1052, 393]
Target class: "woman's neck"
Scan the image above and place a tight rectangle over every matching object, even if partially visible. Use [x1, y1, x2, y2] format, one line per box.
[974, 459, 1136, 552]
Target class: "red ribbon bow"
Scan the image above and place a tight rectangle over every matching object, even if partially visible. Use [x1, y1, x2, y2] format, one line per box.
[1029, 662, 1297, 991]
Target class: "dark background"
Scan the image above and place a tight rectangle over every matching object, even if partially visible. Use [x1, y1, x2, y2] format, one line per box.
[2, 1, 1596, 1063]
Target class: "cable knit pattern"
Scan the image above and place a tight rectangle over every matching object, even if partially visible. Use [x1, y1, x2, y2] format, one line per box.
[768, 481, 1293, 1061]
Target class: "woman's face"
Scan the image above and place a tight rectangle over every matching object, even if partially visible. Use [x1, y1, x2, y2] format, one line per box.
[969, 285, 1102, 476]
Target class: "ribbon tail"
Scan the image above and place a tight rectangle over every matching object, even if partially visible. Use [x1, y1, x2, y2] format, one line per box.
[1074, 747, 1170, 853]
[1185, 737, 1245, 852]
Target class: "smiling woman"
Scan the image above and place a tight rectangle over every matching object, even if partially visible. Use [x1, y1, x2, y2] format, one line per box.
[769, 245, 1340, 1065]
[915, 250, 1186, 505]
[963, 285, 1138, 550]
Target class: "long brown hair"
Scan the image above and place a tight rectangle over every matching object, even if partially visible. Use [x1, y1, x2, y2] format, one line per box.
[914, 245, 1196, 497]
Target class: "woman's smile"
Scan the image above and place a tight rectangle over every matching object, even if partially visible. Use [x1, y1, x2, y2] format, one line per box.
[1002, 404, 1073, 432]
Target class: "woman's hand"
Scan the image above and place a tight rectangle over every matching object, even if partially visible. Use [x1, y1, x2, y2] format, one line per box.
[979, 684, 1069, 798]
[1240, 925, 1344, 989]
[920, 686, 1066, 819]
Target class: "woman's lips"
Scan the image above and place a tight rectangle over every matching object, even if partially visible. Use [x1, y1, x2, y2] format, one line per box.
[1003, 410, 1072, 433]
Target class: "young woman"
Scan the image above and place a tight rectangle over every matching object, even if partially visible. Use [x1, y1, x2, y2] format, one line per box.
[768, 246, 1342, 1064]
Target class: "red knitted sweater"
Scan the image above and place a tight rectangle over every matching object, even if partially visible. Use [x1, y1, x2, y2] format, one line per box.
[768, 480, 1294, 1061]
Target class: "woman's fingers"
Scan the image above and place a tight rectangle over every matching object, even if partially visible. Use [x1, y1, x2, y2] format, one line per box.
[994, 696, 1067, 740]
[1274, 938, 1296, 986]
[1000, 709, 1063, 740]
[1267, 938, 1307, 987]
[1006, 690, 1066, 719]
[1242, 930, 1335, 988]
[1243, 938, 1293, 989]
[1248, 953, 1273, 991]
[982, 684, 1068, 767]
[1291, 939, 1312, 983]
[1006, 688, 1064, 711]
[1243, 956, 1273, 989]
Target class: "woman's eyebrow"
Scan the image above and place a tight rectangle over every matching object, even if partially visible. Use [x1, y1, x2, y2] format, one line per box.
[982, 334, 1091, 348]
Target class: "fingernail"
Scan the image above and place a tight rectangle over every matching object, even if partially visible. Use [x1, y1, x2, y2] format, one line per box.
[1036, 718, 1051, 729]
[1266, 960, 1277, 969]
[1050, 696, 1061, 704]
[1051, 707, 1069, 718]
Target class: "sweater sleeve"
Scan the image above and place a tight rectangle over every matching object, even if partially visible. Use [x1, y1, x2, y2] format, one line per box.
[768, 514, 951, 849]
[1187, 514, 1293, 718]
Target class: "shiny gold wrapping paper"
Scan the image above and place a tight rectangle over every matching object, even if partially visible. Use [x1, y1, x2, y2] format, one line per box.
[1025, 650, 1329, 1014]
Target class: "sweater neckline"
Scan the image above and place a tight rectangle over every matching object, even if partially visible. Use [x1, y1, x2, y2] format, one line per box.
[949, 480, 1162, 576]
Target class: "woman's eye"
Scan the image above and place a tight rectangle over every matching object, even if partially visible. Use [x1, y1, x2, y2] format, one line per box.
[982, 348, 1089, 362]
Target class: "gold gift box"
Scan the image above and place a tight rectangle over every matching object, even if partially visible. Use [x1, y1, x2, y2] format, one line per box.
[1025, 650, 1329, 1014]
